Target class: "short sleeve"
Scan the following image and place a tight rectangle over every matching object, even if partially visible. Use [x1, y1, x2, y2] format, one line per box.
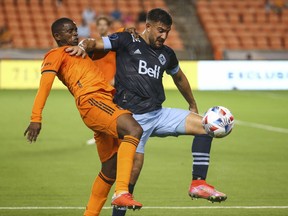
[41, 49, 64, 74]
[103, 32, 132, 52]
[166, 48, 179, 76]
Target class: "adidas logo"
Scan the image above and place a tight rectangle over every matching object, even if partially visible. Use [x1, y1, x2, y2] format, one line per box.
[133, 49, 142, 55]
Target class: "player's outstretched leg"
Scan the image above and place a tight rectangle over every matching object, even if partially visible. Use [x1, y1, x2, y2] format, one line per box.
[111, 114, 143, 210]
[185, 113, 227, 203]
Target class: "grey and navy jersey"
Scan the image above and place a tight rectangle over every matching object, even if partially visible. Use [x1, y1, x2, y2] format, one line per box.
[103, 32, 179, 114]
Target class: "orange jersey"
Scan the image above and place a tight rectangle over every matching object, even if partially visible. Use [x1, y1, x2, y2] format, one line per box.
[41, 46, 114, 98]
[31, 46, 114, 122]
[91, 28, 124, 83]
[92, 51, 116, 83]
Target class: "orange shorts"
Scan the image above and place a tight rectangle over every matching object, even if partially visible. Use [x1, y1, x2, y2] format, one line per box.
[94, 132, 121, 162]
[77, 91, 130, 162]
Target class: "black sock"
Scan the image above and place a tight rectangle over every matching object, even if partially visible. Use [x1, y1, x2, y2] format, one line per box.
[128, 183, 135, 194]
[112, 183, 135, 216]
[192, 134, 213, 180]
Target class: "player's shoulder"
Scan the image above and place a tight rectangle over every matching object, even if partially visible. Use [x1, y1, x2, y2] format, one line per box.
[161, 45, 177, 60]
[44, 46, 67, 58]
[109, 31, 129, 39]
[162, 44, 176, 55]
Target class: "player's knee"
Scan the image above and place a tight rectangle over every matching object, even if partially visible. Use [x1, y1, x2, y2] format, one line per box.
[101, 168, 116, 180]
[127, 123, 143, 140]
[117, 115, 143, 139]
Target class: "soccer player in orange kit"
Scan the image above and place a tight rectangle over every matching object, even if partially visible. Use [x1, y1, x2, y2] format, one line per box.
[23, 18, 143, 215]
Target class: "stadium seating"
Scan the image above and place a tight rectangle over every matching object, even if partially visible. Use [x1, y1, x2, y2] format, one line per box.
[196, 0, 288, 59]
[0, 0, 183, 50]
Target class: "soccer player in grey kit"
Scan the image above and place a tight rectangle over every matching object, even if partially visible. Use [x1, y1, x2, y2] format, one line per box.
[67, 8, 227, 215]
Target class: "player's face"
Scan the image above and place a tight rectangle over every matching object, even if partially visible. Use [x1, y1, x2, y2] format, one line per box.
[96, 20, 109, 37]
[147, 22, 171, 48]
[55, 22, 79, 46]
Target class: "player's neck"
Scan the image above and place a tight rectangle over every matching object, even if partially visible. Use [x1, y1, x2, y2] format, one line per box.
[141, 31, 150, 45]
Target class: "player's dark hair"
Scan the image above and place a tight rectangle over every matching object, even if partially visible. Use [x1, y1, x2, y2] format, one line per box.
[51, 17, 74, 35]
[96, 16, 111, 26]
[146, 8, 172, 26]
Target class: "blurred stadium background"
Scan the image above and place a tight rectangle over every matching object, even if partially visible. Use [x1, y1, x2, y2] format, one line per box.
[0, 0, 288, 216]
[1, 0, 288, 60]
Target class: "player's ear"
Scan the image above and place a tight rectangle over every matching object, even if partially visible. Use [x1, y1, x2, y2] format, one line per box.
[53, 33, 61, 41]
[146, 22, 151, 32]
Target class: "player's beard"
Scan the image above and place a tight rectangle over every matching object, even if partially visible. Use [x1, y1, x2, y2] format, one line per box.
[149, 35, 165, 49]
[149, 36, 161, 49]
[156, 38, 165, 47]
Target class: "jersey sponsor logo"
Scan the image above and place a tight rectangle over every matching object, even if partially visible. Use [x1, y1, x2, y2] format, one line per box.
[158, 54, 166, 65]
[108, 34, 119, 40]
[133, 49, 142, 55]
[138, 60, 160, 79]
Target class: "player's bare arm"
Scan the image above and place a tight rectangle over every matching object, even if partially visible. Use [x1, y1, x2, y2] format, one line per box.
[65, 38, 100, 58]
[172, 68, 198, 113]
[24, 72, 56, 143]
[65, 28, 139, 58]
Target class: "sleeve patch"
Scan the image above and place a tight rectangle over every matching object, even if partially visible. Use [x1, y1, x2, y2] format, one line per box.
[108, 33, 119, 40]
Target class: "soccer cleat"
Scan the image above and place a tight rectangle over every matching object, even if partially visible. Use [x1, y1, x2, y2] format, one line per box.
[188, 180, 227, 203]
[111, 192, 142, 210]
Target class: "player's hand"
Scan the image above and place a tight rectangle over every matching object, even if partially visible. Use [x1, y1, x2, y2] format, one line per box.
[65, 46, 87, 58]
[24, 122, 42, 143]
[189, 103, 199, 114]
[125, 27, 139, 39]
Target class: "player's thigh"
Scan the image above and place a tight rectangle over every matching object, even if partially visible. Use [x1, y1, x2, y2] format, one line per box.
[153, 108, 206, 136]
[153, 108, 190, 136]
[185, 112, 206, 135]
[116, 114, 143, 139]
[78, 93, 131, 138]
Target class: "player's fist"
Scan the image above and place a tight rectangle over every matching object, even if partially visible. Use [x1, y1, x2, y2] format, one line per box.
[24, 122, 42, 143]
[124, 27, 139, 39]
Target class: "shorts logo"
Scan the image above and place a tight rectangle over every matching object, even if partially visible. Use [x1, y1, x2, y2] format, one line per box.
[158, 54, 166, 65]
[108, 34, 119, 40]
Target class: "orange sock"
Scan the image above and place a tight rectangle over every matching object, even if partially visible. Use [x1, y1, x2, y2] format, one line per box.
[115, 135, 139, 194]
[84, 172, 115, 216]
